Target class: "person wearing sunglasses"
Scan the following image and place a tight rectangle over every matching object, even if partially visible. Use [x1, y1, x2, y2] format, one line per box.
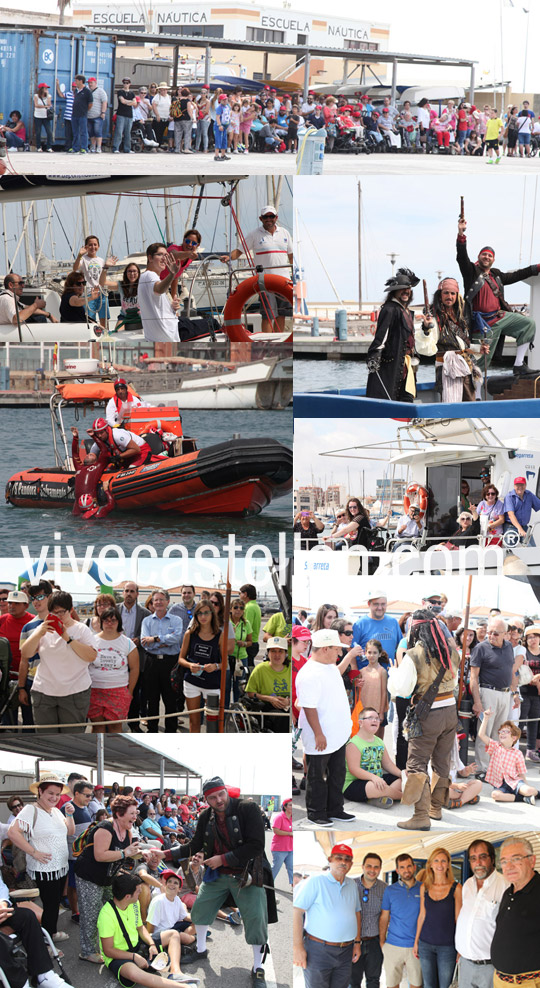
[477, 483, 505, 544]
[59, 271, 100, 323]
[469, 616, 515, 780]
[159, 229, 202, 306]
[0, 272, 57, 325]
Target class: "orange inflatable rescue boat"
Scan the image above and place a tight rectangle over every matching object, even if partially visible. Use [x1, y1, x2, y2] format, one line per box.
[5, 383, 292, 516]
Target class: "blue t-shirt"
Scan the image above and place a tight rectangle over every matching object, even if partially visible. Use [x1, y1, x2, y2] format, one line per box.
[158, 815, 177, 830]
[382, 880, 421, 947]
[503, 490, 540, 528]
[352, 615, 402, 665]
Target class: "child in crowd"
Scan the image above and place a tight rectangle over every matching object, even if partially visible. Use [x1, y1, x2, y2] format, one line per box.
[295, 628, 356, 826]
[356, 639, 388, 738]
[478, 710, 538, 803]
[146, 870, 196, 949]
[344, 706, 403, 808]
[227, 102, 241, 154]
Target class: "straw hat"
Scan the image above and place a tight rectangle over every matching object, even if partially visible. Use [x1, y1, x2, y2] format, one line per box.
[29, 772, 69, 795]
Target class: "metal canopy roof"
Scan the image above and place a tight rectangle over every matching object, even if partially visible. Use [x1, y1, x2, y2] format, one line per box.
[314, 830, 540, 875]
[0, 175, 246, 204]
[0, 23, 476, 66]
[0, 736, 201, 780]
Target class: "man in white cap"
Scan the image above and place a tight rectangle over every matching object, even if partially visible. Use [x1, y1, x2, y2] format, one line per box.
[295, 628, 356, 827]
[220, 206, 293, 332]
[0, 589, 33, 720]
[352, 592, 401, 668]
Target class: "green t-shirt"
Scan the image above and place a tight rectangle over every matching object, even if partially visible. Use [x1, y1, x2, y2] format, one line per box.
[263, 612, 292, 639]
[246, 661, 291, 697]
[97, 899, 141, 967]
[244, 600, 262, 641]
[343, 734, 385, 792]
[232, 617, 253, 662]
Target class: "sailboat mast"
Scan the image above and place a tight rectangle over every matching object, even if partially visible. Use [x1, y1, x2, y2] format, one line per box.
[80, 196, 89, 240]
[358, 181, 362, 308]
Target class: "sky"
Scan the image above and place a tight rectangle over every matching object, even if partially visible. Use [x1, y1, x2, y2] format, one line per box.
[294, 174, 540, 305]
[293, 572, 540, 614]
[294, 416, 539, 494]
[9, 0, 540, 92]
[1, 177, 293, 277]
[0, 555, 282, 597]
[0, 734, 290, 795]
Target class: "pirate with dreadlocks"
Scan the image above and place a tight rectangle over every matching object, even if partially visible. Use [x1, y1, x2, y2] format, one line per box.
[427, 277, 489, 401]
[389, 609, 460, 830]
[457, 215, 539, 376]
[366, 267, 422, 402]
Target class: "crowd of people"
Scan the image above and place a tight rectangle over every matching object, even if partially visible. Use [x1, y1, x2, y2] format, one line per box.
[293, 836, 540, 988]
[0, 204, 293, 342]
[295, 475, 540, 556]
[0, 774, 289, 987]
[0, 579, 292, 734]
[292, 590, 540, 827]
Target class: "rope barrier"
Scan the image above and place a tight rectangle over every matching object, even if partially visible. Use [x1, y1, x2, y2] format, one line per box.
[0, 704, 291, 731]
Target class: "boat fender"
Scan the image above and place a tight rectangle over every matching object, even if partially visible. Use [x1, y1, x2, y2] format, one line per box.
[222, 273, 293, 343]
[403, 483, 428, 519]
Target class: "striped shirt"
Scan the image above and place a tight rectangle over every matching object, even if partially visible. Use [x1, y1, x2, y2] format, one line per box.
[354, 877, 386, 937]
[243, 224, 292, 271]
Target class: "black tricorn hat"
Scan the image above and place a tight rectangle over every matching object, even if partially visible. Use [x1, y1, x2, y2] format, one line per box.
[383, 267, 420, 294]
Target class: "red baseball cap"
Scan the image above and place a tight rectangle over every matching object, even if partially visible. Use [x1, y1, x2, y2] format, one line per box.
[282, 797, 292, 806]
[94, 785, 104, 791]
[514, 477, 527, 484]
[331, 844, 353, 857]
[160, 870, 183, 885]
[88, 77, 97, 83]
[292, 625, 311, 640]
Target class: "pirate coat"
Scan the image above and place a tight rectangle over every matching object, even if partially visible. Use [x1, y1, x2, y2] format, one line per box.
[456, 236, 539, 321]
[169, 797, 278, 923]
[407, 641, 460, 700]
[366, 298, 415, 401]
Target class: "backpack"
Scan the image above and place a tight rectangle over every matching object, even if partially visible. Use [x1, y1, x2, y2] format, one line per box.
[72, 819, 102, 857]
[170, 97, 184, 120]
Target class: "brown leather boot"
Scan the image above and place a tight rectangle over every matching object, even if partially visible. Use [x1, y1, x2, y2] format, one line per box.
[400, 771, 430, 806]
[430, 777, 450, 820]
[397, 778, 431, 830]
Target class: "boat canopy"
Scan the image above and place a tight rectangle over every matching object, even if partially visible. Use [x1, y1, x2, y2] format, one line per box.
[56, 382, 141, 403]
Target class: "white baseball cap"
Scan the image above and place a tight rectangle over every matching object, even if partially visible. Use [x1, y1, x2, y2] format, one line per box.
[312, 629, 341, 648]
[7, 590, 29, 604]
[367, 590, 387, 602]
[261, 204, 277, 216]
[266, 636, 288, 651]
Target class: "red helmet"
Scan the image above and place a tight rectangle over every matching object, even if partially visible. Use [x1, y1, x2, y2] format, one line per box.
[78, 493, 94, 509]
[92, 417, 107, 431]
[114, 377, 127, 389]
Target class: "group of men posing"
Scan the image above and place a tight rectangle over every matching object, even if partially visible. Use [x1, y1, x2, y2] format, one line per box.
[366, 217, 540, 403]
[293, 837, 540, 988]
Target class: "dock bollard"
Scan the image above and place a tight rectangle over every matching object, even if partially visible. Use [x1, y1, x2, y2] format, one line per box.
[335, 309, 348, 341]
[205, 694, 220, 733]
[311, 317, 320, 337]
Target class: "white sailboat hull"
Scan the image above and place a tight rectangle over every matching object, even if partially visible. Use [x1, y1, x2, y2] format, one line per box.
[139, 357, 292, 410]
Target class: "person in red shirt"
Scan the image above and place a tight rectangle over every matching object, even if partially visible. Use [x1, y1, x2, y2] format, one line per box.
[0, 587, 8, 616]
[159, 229, 201, 301]
[0, 590, 33, 680]
[456, 215, 538, 376]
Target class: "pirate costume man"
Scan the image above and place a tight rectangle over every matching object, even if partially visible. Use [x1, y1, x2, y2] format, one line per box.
[428, 277, 488, 401]
[456, 217, 539, 375]
[366, 268, 420, 402]
[389, 610, 460, 830]
[165, 777, 277, 985]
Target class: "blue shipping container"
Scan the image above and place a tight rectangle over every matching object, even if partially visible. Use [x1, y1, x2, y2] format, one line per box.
[0, 28, 116, 147]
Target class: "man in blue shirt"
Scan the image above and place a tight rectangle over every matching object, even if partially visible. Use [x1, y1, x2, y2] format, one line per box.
[157, 806, 178, 835]
[141, 589, 184, 732]
[352, 592, 402, 667]
[503, 476, 540, 546]
[380, 854, 422, 988]
[293, 843, 361, 987]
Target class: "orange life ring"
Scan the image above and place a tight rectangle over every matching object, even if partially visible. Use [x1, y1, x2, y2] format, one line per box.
[222, 273, 293, 342]
[403, 482, 428, 519]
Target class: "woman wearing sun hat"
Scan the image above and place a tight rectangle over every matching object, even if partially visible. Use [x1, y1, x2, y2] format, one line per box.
[8, 772, 74, 941]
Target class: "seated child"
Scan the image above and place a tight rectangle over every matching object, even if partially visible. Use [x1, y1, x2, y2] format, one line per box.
[478, 710, 538, 804]
[343, 706, 402, 808]
[146, 869, 196, 948]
